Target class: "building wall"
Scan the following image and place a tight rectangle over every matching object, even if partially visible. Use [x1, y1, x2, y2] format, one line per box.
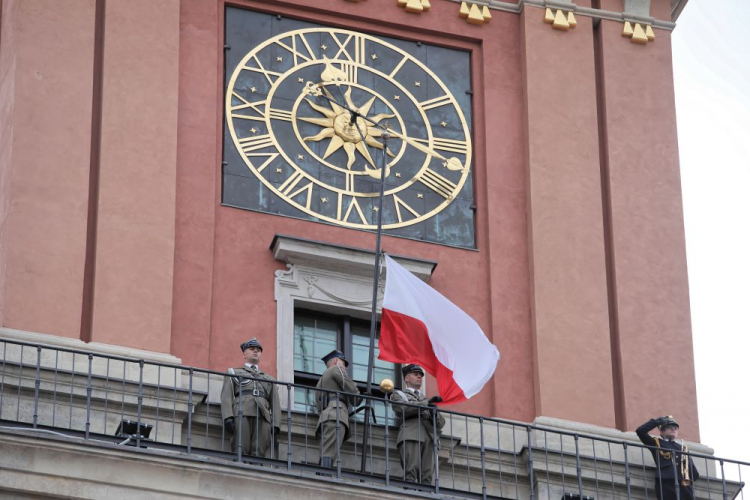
[0, 0, 699, 439]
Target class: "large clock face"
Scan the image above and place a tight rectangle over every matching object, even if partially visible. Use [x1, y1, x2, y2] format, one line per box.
[223, 9, 475, 247]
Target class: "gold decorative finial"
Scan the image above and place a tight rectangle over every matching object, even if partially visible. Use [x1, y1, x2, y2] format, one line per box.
[544, 8, 576, 31]
[459, 2, 491, 25]
[379, 378, 395, 393]
[623, 21, 656, 44]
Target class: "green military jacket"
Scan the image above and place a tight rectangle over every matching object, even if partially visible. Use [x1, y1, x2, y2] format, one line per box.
[315, 365, 362, 441]
[220, 365, 281, 429]
[390, 388, 445, 443]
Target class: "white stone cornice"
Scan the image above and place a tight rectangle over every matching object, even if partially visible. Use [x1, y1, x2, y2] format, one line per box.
[270, 234, 437, 282]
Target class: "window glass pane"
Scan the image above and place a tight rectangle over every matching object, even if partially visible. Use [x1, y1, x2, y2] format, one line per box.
[294, 314, 338, 375]
[352, 365, 367, 381]
[350, 323, 395, 384]
[294, 386, 317, 414]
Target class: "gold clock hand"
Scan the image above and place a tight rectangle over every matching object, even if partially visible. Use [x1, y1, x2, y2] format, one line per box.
[383, 127, 465, 171]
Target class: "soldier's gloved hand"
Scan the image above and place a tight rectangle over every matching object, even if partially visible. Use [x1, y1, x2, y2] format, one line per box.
[224, 417, 235, 435]
[427, 396, 443, 407]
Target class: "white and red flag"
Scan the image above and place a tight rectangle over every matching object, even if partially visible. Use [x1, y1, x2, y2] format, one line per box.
[378, 254, 500, 405]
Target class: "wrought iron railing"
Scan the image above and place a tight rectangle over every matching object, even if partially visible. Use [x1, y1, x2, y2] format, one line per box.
[0, 337, 746, 499]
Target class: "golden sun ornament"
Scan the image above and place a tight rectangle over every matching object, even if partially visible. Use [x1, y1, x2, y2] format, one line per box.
[300, 87, 394, 171]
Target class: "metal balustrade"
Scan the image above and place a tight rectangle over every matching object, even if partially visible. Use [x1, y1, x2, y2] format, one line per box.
[0, 337, 746, 499]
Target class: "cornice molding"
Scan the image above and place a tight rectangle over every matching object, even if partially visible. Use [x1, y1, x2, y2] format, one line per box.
[671, 0, 689, 22]
[270, 234, 437, 282]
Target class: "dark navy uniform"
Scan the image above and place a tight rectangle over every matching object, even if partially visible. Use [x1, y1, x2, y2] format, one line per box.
[636, 417, 700, 500]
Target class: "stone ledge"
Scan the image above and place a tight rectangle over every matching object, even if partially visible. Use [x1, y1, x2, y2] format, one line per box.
[0, 328, 182, 366]
[0, 430, 434, 500]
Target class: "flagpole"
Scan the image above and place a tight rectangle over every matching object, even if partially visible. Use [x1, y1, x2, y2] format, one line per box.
[360, 132, 388, 473]
[301, 81, 389, 474]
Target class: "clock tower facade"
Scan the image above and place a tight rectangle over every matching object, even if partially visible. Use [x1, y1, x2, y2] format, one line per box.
[0, 0, 698, 439]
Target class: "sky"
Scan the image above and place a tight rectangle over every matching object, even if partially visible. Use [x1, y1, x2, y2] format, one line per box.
[672, 0, 750, 469]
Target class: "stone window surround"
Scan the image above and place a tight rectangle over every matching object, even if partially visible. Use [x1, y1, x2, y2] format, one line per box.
[271, 234, 436, 390]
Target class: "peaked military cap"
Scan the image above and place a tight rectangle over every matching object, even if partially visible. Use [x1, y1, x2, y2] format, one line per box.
[659, 415, 680, 430]
[240, 338, 263, 352]
[321, 349, 349, 367]
[401, 364, 425, 376]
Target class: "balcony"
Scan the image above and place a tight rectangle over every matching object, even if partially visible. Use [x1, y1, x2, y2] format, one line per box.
[0, 335, 746, 499]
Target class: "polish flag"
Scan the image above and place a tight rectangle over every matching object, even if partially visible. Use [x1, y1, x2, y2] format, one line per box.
[378, 254, 500, 405]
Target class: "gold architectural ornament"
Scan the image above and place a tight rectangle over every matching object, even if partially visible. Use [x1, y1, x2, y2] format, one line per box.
[544, 8, 576, 31]
[379, 378, 394, 393]
[397, 0, 431, 14]
[459, 2, 491, 25]
[622, 21, 655, 44]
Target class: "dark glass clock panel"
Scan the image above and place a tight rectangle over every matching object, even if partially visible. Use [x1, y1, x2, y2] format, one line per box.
[223, 7, 475, 249]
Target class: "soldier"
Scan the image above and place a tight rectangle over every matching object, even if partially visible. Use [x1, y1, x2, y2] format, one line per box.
[636, 415, 700, 500]
[315, 350, 361, 469]
[390, 364, 445, 485]
[221, 338, 281, 458]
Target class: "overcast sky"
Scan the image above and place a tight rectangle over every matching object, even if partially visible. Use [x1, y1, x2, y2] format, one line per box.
[672, 0, 750, 468]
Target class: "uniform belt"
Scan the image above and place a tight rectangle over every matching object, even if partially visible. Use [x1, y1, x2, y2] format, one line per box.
[236, 390, 268, 397]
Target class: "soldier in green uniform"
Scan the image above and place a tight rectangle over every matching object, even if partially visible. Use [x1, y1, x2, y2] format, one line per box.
[315, 350, 361, 469]
[390, 364, 445, 485]
[220, 338, 281, 458]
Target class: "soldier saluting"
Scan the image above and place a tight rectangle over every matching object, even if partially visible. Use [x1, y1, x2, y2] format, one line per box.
[220, 338, 281, 458]
[315, 350, 361, 469]
[636, 415, 700, 500]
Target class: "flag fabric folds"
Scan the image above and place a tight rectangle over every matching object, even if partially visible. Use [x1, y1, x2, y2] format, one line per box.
[378, 254, 500, 405]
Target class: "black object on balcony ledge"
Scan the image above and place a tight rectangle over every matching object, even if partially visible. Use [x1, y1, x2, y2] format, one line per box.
[115, 419, 153, 447]
[562, 494, 595, 500]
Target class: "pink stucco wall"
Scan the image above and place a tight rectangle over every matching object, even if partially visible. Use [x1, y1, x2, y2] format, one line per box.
[0, 0, 94, 338]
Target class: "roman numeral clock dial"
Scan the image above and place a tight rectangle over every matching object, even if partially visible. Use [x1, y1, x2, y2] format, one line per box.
[224, 20, 473, 240]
